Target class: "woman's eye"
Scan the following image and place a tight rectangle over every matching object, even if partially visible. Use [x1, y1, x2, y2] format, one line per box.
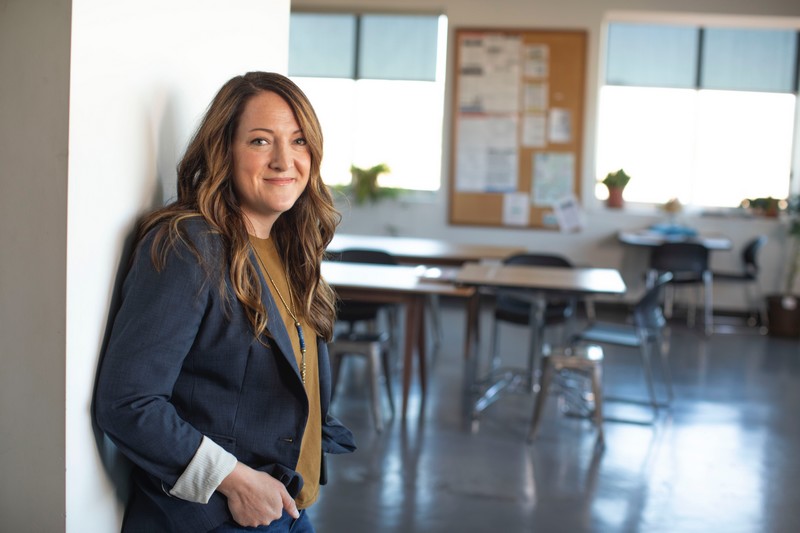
[294, 137, 307, 146]
[250, 138, 268, 146]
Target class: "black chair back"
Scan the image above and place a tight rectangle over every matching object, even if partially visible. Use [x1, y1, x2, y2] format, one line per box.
[495, 253, 574, 325]
[334, 248, 398, 325]
[649, 242, 709, 282]
[742, 236, 767, 278]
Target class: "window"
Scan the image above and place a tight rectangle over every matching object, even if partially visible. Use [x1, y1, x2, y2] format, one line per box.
[597, 18, 799, 208]
[289, 12, 448, 191]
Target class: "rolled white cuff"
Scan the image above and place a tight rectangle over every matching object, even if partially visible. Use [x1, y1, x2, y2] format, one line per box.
[169, 435, 237, 503]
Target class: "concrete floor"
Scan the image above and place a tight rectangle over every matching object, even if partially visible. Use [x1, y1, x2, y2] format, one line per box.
[311, 299, 800, 533]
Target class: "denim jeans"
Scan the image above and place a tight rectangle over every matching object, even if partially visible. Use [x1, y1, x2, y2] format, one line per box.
[211, 509, 314, 533]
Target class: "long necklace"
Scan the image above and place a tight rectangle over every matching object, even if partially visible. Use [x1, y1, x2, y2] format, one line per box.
[251, 242, 307, 384]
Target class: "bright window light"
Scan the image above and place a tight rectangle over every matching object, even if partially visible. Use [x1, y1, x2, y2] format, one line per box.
[596, 86, 795, 208]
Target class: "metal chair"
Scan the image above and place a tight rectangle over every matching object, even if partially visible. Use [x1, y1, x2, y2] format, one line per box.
[712, 236, 768, 330]
[487, 253, 577, 391]
[568, 272, 674, 423]
[646, 242, 713, 335]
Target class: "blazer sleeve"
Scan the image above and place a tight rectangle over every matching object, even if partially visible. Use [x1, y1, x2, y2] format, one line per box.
[95, 227, 219, 489]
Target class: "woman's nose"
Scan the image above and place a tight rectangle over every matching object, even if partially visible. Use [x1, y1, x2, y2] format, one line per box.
[268, 143, 293, 171]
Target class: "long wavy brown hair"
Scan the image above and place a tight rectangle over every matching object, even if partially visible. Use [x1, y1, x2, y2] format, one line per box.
[137, 72, 340, 341]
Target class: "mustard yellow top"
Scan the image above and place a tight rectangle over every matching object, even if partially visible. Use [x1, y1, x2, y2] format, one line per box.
[250, 235, 321, 509]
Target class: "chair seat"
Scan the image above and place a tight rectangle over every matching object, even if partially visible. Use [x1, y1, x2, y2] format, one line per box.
[494, 298, 573, 326]
[663, 272, 706, 284]
[711, 271, 756, 282]
[333, 330, 389, 345]
[574, 322, 642, 347]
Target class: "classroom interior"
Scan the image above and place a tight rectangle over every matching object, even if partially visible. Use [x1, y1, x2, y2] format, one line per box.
[3, 0, 800, 531]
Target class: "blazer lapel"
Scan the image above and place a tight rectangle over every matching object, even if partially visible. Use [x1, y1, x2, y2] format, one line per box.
[250, 249, 303, 383]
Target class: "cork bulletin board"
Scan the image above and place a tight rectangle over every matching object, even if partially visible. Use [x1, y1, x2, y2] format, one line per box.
[448, 28, 587, 229]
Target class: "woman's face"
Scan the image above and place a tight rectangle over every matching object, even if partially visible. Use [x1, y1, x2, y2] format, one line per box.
[231, 90, 311, 237]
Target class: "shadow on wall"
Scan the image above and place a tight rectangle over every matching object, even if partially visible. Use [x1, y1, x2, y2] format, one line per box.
[90, 88, 179, 507]
[90, 222, 138, 506]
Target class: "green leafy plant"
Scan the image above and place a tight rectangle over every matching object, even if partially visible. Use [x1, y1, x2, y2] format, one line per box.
[601, 168, 631, 190]
[334, 163, 404, 205]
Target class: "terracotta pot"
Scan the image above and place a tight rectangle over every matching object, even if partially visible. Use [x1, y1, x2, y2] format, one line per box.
[606, 187, 624, 209]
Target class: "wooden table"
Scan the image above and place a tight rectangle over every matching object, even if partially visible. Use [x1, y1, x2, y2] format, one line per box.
[618, 229, 733, 250]
[328, 234, 525, 266]
[454, 262, 627, 428]
[322, 261, 477, 419]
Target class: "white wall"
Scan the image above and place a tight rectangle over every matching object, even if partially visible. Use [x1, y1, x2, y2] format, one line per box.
[294, 0, 800, 307]
[1, 0, 290, 530]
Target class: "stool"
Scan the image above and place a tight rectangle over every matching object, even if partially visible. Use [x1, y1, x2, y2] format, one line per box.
[528, 344, 604, 443]
[329, 331, 395, 432]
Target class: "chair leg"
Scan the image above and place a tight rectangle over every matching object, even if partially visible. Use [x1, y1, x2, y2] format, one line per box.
[703, 271, 714, 336]
[528, 357, 554, 442]
[757, 284, 769, 329]
[367, 343, 384, 432]
[427, 294, 443, 352]
[657, 342, 674, 403]
[639, 342, 660, 419]
[381, 344, 395, 416]
[590, 363, 604, 443]
[489, 315, 502, 373]
[664, 284, 675, 319]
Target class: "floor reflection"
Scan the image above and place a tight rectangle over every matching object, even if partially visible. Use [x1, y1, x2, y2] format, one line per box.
[314, 301, 800, 532]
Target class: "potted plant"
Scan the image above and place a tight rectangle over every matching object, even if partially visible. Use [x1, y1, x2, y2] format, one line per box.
[333, 163, 404, 205]
[743, 196, 781, 217]
[601, 169, 631, 209]
[766, 195, 800, 337]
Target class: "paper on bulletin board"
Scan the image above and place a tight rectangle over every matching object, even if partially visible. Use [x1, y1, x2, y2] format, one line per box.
[458, 34, 521, 114]
[524, 44, 549, 78]
[548, 108, 572, 143]
[455, 115, 519, 192]
[531, 152, 575, 205]
[522, 113, 547, 148]
[502, 192, 530, 226]
[552, 193, 584, 232]
[523, 81, 548, 112]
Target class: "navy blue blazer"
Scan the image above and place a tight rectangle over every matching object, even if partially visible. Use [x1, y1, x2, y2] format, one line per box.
[95, 218, 355, 532]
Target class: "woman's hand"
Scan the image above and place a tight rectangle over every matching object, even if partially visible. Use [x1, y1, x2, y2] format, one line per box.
[217, 462, 299, 527]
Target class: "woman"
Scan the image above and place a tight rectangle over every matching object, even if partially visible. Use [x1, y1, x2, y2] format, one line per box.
[95, 72, 355, 532]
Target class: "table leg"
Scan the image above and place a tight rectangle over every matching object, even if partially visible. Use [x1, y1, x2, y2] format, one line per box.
[401, 297, 425, 419]
[417, 298, 427, 401]
[463, 292, 480, 391]
[526, 295, 546, 392]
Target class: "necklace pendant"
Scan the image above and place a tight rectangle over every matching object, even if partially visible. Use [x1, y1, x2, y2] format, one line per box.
[295, 321, 307, 384]
[294, 321, 306, 352]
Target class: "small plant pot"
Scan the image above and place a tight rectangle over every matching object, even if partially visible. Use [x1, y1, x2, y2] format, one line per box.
[766, 294, 800, 337]
[606, 187, 624, 209]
